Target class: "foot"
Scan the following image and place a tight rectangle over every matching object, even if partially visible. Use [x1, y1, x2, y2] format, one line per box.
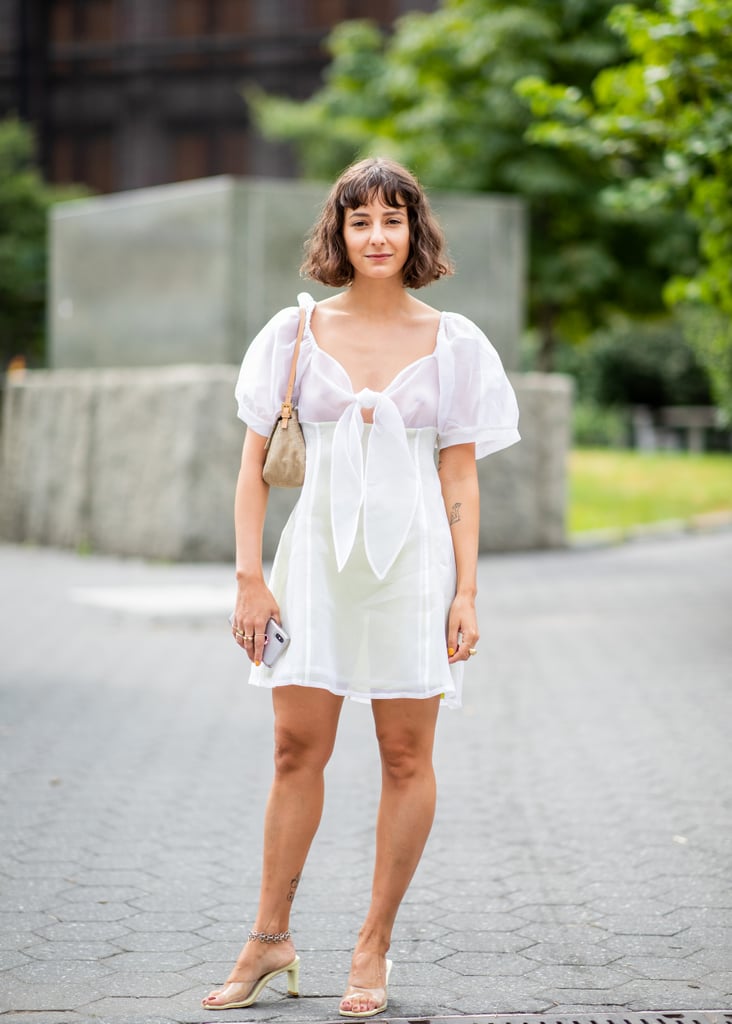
[339, 951, 392, 1018]
[202, 937, 298, 1010]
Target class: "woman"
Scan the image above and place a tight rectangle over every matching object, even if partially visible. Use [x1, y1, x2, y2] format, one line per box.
[202, 157, 520, 1017]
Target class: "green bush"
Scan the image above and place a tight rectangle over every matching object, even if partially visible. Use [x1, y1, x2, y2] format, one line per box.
[0, 116, 87, 370]
[572, 400, 628, 448]
[561, 319, 713, 411]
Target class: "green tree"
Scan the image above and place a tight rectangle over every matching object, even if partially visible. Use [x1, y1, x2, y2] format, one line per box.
[251, 0, 690, 369]
[0, 117, 85, 370]
[519, 0, 732, 416]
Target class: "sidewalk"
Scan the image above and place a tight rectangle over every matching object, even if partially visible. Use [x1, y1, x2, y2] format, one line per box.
[1, 532, 731, 1023]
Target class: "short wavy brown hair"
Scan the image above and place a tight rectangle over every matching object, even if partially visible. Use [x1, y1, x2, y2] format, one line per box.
[301, 157, 454, 289]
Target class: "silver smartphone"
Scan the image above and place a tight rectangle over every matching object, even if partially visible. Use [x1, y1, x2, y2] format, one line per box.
[229, 614, 290, 667]
[262, 617, 290, 666]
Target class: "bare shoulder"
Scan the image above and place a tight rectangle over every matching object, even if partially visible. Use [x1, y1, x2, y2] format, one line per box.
[313, 293, 349, 314]
[407, 296, 442, 327]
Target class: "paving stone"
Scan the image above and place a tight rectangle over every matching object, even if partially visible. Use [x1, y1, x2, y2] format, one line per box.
[8, 960, 113, 984]
[0, 1014, 86, 1024]
[600, 933, 703, 957]
[437, 951, 535, 976]
[448, 931, 537, 954]
[435, 911, 527, 933]
[692, 946, 732, 970]
[615, 954, 713, 981]
[1, 534, 731, 1022]
[1, 978, 107, 1012]
[619, 976, 728, 1008]
[111, 931, 201, 953]
[526, 963, 634, 990]
[124, 912, 214, 933]
[522, 942, 622, 966]
[702, 970, 732, 993]
[0, 950, 33, 971]
[44, 902, 137, 923]
[34, 921, 132, 943]
[515, 923, 612, 945]
[101, 951, 204, 973]
[21, 940, 123, 961]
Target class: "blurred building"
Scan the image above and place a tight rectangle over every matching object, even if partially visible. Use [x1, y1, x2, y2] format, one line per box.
[0, 0, 438, 193]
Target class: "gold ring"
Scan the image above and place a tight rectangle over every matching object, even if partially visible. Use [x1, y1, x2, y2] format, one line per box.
[243, 634, 254, 642]
[468, 648, 478, 656]
[234, 629, 245, 638]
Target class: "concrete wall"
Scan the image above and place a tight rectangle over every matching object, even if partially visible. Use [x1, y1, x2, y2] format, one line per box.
[50, 177, 526, 372]
[0, 368, 571, 561]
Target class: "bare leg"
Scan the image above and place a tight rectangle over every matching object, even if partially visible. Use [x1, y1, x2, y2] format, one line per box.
[203, 685, 344, 1008]
[339, 695, 440, 1016]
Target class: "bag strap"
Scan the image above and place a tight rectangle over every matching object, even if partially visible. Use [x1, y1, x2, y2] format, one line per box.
[279, 307, 306, 430]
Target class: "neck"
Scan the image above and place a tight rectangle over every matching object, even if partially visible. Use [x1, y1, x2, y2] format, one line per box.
[342, 276, 411, 318]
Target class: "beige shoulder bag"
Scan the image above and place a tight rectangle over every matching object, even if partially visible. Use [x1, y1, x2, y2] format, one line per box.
[262, 308, 306, 488]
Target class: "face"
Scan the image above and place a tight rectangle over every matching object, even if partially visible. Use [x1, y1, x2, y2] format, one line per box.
[341, 195, 411, 282]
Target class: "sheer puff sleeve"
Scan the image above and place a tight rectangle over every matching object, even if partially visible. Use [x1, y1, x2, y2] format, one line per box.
[234, 301, 306, 436]
[437, 312, 520, 459]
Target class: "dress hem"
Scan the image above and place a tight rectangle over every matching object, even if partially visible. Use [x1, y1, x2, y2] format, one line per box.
[247, 673, 460, 708]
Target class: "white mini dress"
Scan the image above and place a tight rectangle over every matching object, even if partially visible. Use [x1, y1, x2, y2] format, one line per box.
[235, 293, 520, 708]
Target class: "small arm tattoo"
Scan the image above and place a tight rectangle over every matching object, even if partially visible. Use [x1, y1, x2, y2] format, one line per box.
[449, 501, 462, 526]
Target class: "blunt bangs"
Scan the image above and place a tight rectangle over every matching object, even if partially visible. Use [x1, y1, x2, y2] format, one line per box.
[336, 166, 420, 214]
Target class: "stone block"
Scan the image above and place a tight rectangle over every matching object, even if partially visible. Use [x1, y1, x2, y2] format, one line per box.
[479, 373, 573, 550]
[1, 368, 570, 560]
[50, 177, 526, 372]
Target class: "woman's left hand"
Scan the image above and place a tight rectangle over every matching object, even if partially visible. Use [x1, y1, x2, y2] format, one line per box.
[447, 593, 480, 664]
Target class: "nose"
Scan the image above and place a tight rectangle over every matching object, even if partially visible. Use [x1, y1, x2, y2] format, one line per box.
[369, 222, 386, 245]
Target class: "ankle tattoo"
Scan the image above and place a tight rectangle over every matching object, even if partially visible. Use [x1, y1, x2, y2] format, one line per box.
[248, 929, 291, 943]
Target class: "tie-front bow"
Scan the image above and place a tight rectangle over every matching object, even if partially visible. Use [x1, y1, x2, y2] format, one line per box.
[330, 388, 418, 580]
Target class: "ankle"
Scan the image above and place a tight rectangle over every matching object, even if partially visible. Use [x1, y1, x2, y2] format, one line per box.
[352, 941, 390, 962]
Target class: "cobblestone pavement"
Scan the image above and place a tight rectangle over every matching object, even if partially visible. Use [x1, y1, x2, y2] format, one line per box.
[1, 531, 731, 1024]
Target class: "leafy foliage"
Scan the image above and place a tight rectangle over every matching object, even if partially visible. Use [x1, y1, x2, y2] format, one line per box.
[520, 0, 732, 415]
[0, 117, 85, 370]
[250, 0, 691, 368]
[569, 318, 713, 409]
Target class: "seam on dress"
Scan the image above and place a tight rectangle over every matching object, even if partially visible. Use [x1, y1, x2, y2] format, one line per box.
[414, 431, 428, 695]
[302, 422, 319, 684]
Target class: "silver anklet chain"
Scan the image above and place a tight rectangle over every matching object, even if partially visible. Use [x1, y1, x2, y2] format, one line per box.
[247, 929, 291, 943]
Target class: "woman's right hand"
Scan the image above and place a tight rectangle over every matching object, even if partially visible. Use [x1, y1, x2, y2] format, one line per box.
[231, 577, 281, 666]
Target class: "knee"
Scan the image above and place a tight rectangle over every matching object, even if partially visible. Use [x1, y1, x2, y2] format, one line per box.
[378, 735, 430, 785]
[273, 725, 332, 777]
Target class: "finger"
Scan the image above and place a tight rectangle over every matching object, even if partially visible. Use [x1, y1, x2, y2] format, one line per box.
[234, 624, 257, 660]
[458, 631, 479, 662]
[251, 621, 269, 666]
[446, 619, 460, 660]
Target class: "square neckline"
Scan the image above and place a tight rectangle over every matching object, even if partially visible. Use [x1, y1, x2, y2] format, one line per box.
[305, 304, 446, 396]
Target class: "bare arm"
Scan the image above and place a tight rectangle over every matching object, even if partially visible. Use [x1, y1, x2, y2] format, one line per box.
[437, 442, 480, 663]
[232, 427, 280, 665]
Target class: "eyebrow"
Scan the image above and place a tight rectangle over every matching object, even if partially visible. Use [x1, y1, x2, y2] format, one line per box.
[347, 207, 405, 216]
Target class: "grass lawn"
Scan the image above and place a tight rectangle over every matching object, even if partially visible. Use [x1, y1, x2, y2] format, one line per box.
[569, 448, 732, 534]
